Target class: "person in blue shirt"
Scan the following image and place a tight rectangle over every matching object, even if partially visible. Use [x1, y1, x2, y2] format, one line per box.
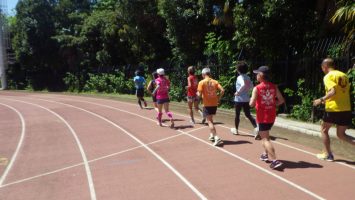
[230, 62, 259, 139]
[133, 70, 147, 109]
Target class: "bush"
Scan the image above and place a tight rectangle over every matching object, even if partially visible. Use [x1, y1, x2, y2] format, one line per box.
[288, 79, 317, 121]
[63, 72, 81, 92]
[82, 72, 133, 94]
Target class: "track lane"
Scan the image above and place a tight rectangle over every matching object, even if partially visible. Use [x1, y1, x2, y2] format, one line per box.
[29, 96, 324, 199]
[4, 97, 206, 200]
[0, 103, 25, 186]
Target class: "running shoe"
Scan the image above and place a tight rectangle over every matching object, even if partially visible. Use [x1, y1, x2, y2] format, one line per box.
[208, 135, 215, 142]
[230, 128, 239, 135]
[189, 120, 195, 125]
[213, 138, 223, 146]
[201, 118, 206, 124]
[270, 160, 283, 169]
[316, 152, 334, 162]
[260, 153, 269, 161]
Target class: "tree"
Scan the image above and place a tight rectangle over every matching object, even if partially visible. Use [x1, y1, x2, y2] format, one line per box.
[331, 0, 355, 40]
[12, 0, 60, 90]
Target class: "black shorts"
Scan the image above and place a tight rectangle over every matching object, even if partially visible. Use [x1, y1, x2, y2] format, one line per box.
[258, 123, 274, 131]
[136, 88, 144, 97]
[152, 95, 157, 103]
[323, 111, 352, 126]
[157, 98, 170, 104]
[203, 106, 217, 116]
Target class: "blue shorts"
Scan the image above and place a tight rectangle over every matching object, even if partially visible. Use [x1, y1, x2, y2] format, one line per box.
[157, 98, 170, 104]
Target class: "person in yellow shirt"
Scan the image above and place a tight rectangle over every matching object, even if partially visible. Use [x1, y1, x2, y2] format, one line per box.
[197, 68, 225, 146]
[313, 58, 354, 161]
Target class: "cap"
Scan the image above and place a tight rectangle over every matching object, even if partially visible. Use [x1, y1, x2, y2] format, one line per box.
[253, 66, 269, 74]
[157, 68, 165, 75]
[201, 68, 211, 75]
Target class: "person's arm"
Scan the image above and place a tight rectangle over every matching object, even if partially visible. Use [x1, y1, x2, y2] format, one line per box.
[249, 87, 257, 107]
[197, 82, 202, 97]
[313, 87, 336, 106]
[186, 77, 192, 90]
[313, 75, 337, 106]
[217, 84, 225, 102]
[275, 87, 285, 106]
[146, 81, 153, 94]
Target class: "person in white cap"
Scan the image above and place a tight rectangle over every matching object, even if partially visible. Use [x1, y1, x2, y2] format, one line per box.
[152, 68, 175, 128]
[197, 67, 224, 146]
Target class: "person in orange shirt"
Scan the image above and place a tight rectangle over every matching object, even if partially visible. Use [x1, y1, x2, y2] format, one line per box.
[197, 68, 225, 146]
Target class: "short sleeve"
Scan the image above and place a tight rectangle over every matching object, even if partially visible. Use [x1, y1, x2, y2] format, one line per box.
[324, 74, 337, 91]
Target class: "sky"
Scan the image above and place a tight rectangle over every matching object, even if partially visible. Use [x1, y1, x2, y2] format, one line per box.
[7, 0, 18, 15]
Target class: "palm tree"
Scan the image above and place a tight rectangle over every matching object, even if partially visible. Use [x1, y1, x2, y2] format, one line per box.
[330, 0, 355, 40]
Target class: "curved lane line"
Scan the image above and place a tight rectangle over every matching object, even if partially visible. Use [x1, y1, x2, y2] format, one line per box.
[1, 99, 97, 200]
[0, 102, 26, 186]
[36, 97, 326, 200]
[30, 94, 355, 170]
[0, 126, 206, 189]
[26, 97, 207, 200]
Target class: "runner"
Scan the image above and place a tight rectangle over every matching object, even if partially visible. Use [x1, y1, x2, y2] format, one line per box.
[230, 62, 259, 139]
[197, 68, 224, 146]
[133, 70, 147, 109]
[186, 66, 204, 125]
[147, 72, 159, 112]
[152, 68, 175, 128]
[313, 58, 354, 161]
[250, 66, 285, 169]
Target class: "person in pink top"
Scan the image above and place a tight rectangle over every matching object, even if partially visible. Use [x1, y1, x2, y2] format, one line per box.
[250, 66, 285, 170]
[186, 66, 204, 125]
[152, 68, 174, 128]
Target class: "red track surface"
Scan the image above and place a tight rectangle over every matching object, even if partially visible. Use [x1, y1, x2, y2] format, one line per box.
[0, 91, 354, 200]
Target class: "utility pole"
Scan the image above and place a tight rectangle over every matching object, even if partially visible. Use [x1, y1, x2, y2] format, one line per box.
[0, 0, 7, 90]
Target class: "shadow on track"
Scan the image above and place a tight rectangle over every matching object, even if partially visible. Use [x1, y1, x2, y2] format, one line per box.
[273, 160, 323, 172]
[222, 140, 252, 146]
[334, 159, 355, 166]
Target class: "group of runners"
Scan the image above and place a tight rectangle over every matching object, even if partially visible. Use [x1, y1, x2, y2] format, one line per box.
[133, 58, 354, 170]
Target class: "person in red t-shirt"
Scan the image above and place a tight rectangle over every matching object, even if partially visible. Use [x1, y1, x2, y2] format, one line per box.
[186, 66, 204, 124]
[250, 66, 285, 170]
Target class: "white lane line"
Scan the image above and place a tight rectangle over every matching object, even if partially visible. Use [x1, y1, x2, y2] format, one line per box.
[0, 103, 26, 186]
[216, 124, 355, 171]
[35, 97, 325, 200]
[0, 124, 207, 189]
[29, 98, 207, 200]
[1, 99, 97, 200]
[175, 130, 325, 200]
[31, 94, 355, 170]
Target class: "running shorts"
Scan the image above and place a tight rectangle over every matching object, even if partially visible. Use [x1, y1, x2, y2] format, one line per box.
[323, 111, 352, 126]
[203, 106, 217, 116]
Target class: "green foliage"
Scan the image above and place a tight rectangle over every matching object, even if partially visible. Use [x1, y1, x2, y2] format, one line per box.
[204, 32, 235, 66]
[331, 0, 355, 39]
[327, 43, 346, 59]
[289, 79, 317, 121]
[218, 67, 236, 108]
[82, 73, 133, 94]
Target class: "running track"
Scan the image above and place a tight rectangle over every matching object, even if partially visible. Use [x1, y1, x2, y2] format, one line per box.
[0, 91, 354, 200]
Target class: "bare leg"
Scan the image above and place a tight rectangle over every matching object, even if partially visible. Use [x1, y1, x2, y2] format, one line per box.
[157, 103, 163, 126]
[260, 131, 277, 160]
[188, 100, 194, 122]
[321, 122, 332, 154]
[193, 100, 203, 118]
[207, 115, 217, 136]
[336, 125, 355, 146]
[164, 103, 174, 128]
